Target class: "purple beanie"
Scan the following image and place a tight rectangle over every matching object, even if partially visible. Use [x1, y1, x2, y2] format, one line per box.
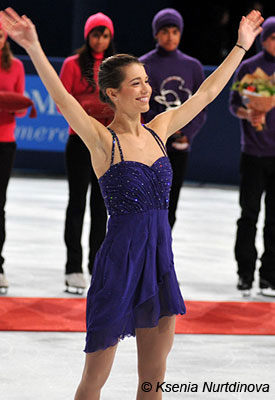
[152, 8, 184, 37]
[260, 16, 275, 42]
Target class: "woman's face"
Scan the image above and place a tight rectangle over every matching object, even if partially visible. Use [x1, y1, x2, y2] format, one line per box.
[109, 63, 152, 113]
[0, 29, 6, 51]
[88, 27, 111, 53]
[262, 33, 275, 57]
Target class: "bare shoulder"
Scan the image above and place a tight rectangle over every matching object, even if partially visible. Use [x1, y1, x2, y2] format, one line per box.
[146, 114, 168, 142]
[97, 119, 113, 147]
[85, 116, 112, 151]
[86, 117, 113, 177]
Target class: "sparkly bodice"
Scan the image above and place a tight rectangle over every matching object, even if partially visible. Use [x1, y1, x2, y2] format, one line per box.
[99, 126, 172, 216]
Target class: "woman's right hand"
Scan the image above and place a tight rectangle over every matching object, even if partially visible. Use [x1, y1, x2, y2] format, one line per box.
[0, 7, 39, 51]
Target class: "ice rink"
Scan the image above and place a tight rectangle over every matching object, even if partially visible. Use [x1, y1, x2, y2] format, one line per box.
[1, 175, 274, 399]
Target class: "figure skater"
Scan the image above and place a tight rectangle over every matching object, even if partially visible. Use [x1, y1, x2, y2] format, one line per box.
[0, 7, 263, 399]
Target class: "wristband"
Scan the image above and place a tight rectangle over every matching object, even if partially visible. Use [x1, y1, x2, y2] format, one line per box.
[235, 43, 248, 53]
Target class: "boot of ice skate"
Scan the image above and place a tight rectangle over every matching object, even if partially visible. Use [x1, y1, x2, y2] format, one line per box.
[65, 273, 87, 295]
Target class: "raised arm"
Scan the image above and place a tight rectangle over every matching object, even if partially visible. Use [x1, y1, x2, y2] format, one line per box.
[148, 10, 264, 140]
[0, 7, 104, 150]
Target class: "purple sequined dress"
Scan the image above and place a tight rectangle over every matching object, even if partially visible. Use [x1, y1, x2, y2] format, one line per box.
[85, 126, 185, 352]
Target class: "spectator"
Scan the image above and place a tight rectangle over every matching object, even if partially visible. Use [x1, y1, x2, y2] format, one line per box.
[140, 8, 207, 228]
[229, 16, 275, 294]
[0, 21, 25, 293]
[59, 13, 115, 293]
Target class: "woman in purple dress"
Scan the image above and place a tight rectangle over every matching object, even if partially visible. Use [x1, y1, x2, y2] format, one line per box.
[0, 7, 263, 399]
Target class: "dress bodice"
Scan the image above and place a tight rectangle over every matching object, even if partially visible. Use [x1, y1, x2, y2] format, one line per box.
[98, 126, 173, 216]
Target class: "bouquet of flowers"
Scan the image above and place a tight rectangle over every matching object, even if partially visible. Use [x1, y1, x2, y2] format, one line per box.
[231, 67, 275, 131]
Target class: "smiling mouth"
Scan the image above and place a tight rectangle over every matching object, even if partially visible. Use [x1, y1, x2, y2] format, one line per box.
[136, 97, 149, 103]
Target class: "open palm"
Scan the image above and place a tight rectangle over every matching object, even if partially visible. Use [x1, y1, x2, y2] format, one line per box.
[0, 7, 38, 50]
[237, 10, 264, 50]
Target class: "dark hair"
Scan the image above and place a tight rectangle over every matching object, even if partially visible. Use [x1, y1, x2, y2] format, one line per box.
[76, 25, 115, 92]
[1, 41, 12, 70]
[99, 54, 142, 107]
[158, 24, 180, 31]
[155, 24, 180, 39]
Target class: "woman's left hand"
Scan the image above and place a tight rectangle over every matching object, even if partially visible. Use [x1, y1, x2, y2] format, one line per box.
[237, 10, 264, 51]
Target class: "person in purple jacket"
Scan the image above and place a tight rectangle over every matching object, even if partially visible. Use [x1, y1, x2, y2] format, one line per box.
[229, 16, 275, 295]
[139, 8, 207, 229]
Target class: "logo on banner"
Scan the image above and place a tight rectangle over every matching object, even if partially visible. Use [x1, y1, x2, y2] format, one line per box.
[15, 75, 68, 152]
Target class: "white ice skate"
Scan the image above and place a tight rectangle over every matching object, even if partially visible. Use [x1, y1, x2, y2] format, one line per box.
[241, 289, 252, 297]
[259, 288, 275, 297]
[0, 273, 9, 295]
[259, 277, 275, 298]
[237, 277, 252, 297]
[65, 273, 87, 295]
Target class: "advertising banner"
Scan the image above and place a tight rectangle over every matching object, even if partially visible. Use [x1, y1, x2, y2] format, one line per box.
[15, 75, 68, 152]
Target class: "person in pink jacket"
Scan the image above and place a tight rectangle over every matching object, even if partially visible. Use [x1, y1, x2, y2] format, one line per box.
[0, 22, 25, 293]
[59, 13, 115, 293]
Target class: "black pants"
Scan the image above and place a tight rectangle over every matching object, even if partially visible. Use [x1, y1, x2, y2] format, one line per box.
[64, 135, 107, 275]
[235, 153, 275, 281]
[0, 142, 16, 274]
[167, 151, 189, 229]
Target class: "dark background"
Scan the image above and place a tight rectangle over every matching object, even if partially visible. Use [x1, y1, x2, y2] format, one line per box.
[1, 0, 273, 65]
[1, 0, 273, 184]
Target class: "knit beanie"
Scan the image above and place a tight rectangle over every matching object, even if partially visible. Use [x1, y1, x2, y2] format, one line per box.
[0, 22, 8, 41]
[84, 12, 114, 40]
[152, 8, 183, 37]
[260, 16, 275, 42]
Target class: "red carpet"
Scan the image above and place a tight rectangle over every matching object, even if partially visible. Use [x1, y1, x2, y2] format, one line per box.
[0, 297, 275, 335]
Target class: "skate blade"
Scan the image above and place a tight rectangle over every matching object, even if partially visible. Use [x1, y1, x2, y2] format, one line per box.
[64, 285, 85, 295]
[0, 287, 8, 295]
[259, 288, 275, 298]
[240, 289, 251, 297]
